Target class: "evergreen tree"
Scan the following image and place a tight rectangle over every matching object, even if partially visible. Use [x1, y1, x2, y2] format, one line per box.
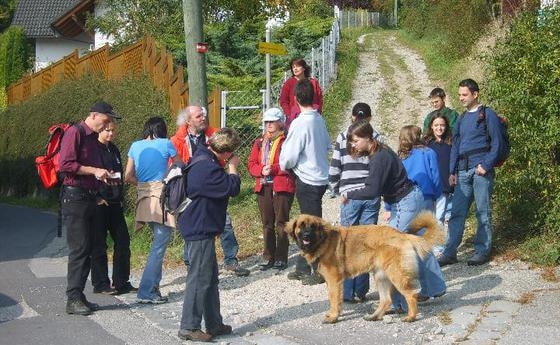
[0, 26, 30, 88]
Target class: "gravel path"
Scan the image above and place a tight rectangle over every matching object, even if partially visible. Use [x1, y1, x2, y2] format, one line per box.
[116, 32, 560, 345]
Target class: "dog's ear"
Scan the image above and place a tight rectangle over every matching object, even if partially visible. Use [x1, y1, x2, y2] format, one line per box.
[285, 217, 298, 241]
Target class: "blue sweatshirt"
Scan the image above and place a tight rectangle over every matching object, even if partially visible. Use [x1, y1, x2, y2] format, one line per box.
[178, 145, 241, 241]
[450, 105, 501, 172]
[403, 147, 442, 201]
[428, 140, 452, 194]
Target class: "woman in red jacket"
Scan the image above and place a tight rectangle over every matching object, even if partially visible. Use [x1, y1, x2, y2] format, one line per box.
[248, 108, 295, 270]
[279, 58, 323, 130]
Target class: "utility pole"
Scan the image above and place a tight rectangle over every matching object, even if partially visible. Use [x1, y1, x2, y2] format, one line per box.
[394, 0, 398, 28]
[182, 0, 207, 108]
[265, 28, 271, 109]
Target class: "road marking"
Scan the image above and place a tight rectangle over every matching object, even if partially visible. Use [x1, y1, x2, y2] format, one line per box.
[0, 296, 40, 322]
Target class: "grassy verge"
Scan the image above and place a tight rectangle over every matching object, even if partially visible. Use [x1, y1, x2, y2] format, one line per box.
[0, 195, 58, 212]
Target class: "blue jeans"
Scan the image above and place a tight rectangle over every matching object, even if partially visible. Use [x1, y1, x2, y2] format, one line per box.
[137, 222, 172, 300]
[340, 198, 380, 300]
[433, 193, 451, 255]
[389, 187, 446, 311]
[443, 168, 494, 258]
[184, 213, 239, 267]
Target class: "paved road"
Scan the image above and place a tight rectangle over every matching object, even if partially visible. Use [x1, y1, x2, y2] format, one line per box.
[2, 203, 560, 345]
[0, 204, 182, 345]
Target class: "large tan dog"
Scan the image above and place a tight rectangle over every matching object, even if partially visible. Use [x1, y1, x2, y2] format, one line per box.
[286, 211, 444, 323]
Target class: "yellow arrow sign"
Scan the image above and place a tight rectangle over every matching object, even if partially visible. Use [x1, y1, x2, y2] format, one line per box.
[258, 42, 287, 55]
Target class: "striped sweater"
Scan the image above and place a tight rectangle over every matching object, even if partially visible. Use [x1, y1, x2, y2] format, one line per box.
[328, 127, 383, 195]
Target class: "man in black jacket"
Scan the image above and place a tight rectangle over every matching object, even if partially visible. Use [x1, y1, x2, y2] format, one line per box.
[91, 121, 136, 295]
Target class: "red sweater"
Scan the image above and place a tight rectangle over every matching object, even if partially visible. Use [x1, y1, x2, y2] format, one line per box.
[279, 77, 323, 129]
[247, 135, 295, 193]
[170, 125, 218, 163]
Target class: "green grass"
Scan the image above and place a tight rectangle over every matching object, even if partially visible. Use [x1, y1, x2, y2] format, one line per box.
[0, 195, 58, 211]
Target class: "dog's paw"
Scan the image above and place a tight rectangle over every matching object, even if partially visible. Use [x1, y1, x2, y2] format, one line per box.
[322, 314, 338, 324]
[401, 315, 417, 322]
[363, 313, 382, 321]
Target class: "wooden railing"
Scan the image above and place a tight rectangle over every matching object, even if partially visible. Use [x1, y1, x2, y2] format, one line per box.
[6, 37, 221, 127]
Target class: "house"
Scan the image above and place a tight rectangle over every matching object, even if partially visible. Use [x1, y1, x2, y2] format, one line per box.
[11, 0, 113, 72]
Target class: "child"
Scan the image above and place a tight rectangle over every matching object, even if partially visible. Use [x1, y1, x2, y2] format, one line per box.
[424, 114, 453, 257]
[423, 87, 459, 133]
[248, 108, 295, 271]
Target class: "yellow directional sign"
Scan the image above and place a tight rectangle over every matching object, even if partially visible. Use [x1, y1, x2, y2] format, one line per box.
[258, 42, 287, 55]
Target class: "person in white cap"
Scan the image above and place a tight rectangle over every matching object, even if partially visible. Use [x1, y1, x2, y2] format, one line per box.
[248, 108, 295, 270]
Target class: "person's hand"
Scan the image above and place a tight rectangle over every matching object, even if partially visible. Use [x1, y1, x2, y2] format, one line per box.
[476, 164, 486, 176]
[449, 174, 457, 187]
[341, 194, 349, 204]
[95, 168, 110, 183]
[262, 165, 271, 176]
[383, 211, 391, 222]
[97, 199, 108, 206]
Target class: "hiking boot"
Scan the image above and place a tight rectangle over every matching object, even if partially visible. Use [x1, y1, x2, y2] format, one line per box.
[207, 324, 232, 336]
[177, 329, 213, 342]
[114, 282, 138, 295]
[66, 299, 92, 316]
[93, 286, 117, 295]
[437, 254, 458, 267]
[302, 272, 325, 285]
[415, 290, 446, 303]
[287, 270, 308, 280]
[224, 263, 250, 277]
[259, 259, 274, 271]
[136, 295, 168, 304]
[467, 253, 490, 266]
[273, 261, 288, 270]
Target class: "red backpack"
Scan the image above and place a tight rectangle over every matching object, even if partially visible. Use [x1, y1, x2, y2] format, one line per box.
[35, 123, 84, 189]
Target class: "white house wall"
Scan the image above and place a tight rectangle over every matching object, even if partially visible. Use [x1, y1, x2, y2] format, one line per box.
[34, 35, 92, 71]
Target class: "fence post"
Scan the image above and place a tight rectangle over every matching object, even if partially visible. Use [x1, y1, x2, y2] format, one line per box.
[220, 90, 227, 128]
[321, 38, 326, 89]
[347, 10, 350, 28]
[311, 47, 315, 78]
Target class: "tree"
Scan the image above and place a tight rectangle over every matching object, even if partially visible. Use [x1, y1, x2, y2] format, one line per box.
[0, 26, 30, 88]
[0, 0, 17, 33]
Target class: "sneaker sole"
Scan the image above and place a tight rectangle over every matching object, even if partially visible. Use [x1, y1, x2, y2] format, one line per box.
[136, 298, 168, 304]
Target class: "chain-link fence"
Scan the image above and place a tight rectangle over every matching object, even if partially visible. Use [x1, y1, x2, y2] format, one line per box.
[220, 90, 266, 177]
[338, 9, 389, 28]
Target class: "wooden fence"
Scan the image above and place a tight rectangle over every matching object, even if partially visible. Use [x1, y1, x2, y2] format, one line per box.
[6, 37, 221, 127]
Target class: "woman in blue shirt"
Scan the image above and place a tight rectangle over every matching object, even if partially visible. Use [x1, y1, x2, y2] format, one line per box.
[125, 117, 179, 304]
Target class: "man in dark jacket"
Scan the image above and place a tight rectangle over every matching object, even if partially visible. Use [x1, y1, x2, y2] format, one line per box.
[438, 79, 502, 267]
[90, 121, 136, 295]
[177, 128, 241, 342]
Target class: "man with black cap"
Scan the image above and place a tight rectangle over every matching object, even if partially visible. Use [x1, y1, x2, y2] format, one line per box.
[59, 101, 121, 315]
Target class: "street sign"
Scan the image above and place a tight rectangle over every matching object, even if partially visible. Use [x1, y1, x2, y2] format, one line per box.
[258, 42, 287, 55]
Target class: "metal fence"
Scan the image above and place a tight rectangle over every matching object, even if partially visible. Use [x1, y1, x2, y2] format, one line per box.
[338, 9, 387, 28]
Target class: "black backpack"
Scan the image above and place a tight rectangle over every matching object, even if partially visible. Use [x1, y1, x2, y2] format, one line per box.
[160, 155, 206, 222]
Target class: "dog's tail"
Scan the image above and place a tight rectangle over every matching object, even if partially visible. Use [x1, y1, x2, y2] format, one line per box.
[408, 211, 445, 259]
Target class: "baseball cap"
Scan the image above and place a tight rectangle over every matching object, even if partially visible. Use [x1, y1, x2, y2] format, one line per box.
[262, 108, 285, 123]
[90, 101, 121, 119]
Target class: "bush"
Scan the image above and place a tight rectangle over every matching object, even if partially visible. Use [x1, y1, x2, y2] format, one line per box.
[485, 8, 560, 264]
[0, 74, 171, 209]
[400, 0, 492, 58]
[0, 26, 31, 87]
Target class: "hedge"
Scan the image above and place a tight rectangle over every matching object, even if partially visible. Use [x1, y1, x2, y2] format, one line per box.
[0, 74, 171, 209]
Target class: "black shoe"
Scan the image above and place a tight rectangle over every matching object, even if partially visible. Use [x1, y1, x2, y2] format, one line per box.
[66, 299, 92, 316]
[80, 295, 100, 311]
[115, 282, 138, 295]
[302, 272, 325, 285]
[437, 254, 458, 267]
[287, 270, 309, 280]
[207, 323, 232, 336]
[467, 253, 490, 266]
[224, 263, 250, 277]
[93, 286, 117, 295]
[259, 260, 274, 271]
[273, 261, 287, 270]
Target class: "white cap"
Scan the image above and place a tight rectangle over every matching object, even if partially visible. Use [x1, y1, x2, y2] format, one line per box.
[262, 107, 285, 123]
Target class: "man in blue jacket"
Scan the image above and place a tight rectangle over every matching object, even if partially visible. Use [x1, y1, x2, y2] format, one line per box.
[438, 79, 501, 266]
[177, 128, 241, 342]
